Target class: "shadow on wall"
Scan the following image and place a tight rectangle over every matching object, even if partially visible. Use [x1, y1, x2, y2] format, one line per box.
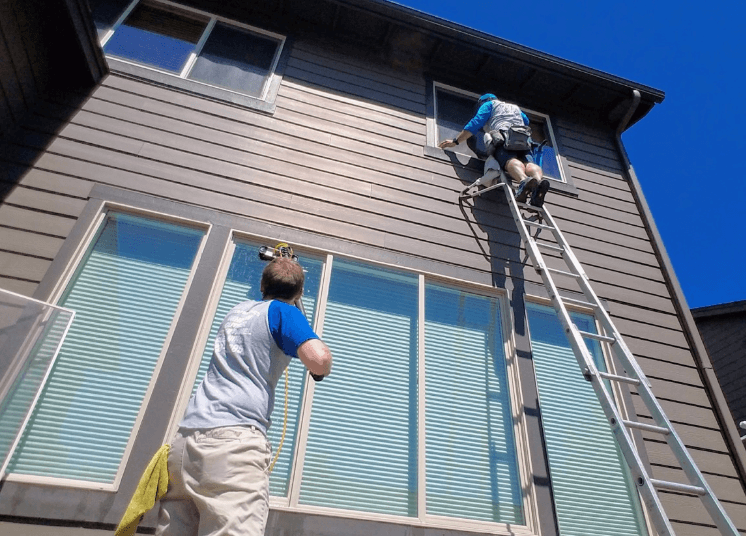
[441, 151, 530, 337]
[0, 90, 96, 202]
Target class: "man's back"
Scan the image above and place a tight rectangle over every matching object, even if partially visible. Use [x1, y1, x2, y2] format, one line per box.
[180, 300, 291, 434]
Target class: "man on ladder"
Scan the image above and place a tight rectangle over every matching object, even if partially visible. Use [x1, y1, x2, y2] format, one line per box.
[439, 93, 551, 207]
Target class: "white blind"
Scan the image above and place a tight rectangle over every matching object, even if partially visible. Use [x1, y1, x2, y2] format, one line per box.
[189, 242, 323, 497]
[424, 284, 523, 524]
[7, 213, 203, 483]
[526, 303, 647, 536]
[299, 260, 419, 516]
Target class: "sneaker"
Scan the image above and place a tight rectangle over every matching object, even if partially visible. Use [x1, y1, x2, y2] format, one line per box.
[530, 179, 551, 207]
[515, 177, 538, 203]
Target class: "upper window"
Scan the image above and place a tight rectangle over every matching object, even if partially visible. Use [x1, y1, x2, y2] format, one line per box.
[430, 83, 566, 183]
[91, 0, 287, 108]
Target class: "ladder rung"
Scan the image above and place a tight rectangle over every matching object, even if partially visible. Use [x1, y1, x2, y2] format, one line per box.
[622, 419, 670, 435]
[524, 220, 555, 231]
[650, 479, 706, 496]
[560, 296, 598, 309]
[597, 371, 641, 386]
[577, 330, 616, 344]
[536, 241, 563, 252]
[517, 201, 544, 212]
[547, 267, 581, 279]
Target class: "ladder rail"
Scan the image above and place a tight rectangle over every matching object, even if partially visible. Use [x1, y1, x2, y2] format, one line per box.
[500, 182, 739, 536]
[540, 204, 738, 534]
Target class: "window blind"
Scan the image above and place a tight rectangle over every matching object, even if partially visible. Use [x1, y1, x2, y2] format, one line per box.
[424, 284, 523, 524]
[189, 242, 323, 497]
[7, 213, 203, 483]
[299, 260, 419, 517]
[526, 303, 647, 536]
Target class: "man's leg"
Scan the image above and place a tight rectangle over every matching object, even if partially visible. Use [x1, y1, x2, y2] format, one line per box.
[156, 431, 199, 536]
[506, 159, 538, 203]
[185, 426, 272, 536]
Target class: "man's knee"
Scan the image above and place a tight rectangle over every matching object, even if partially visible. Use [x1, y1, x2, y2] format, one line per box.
[526, 163, 542, 176]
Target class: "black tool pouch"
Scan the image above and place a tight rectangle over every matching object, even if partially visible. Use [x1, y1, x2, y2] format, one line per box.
[504, 125, 532, 151]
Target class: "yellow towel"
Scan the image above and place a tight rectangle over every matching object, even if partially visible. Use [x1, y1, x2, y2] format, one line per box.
[115, 444, 170, 536]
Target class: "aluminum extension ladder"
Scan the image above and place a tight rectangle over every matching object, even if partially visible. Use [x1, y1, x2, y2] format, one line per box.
[463, 179, 739, 536]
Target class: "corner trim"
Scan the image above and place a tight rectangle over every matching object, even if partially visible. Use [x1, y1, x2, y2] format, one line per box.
[616, 129, 746, 491]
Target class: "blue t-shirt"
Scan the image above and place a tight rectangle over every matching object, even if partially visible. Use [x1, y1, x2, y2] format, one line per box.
[180, 299, 318, 434]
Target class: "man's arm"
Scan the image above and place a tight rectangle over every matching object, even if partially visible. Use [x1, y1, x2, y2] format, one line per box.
[297, 338, 333, 377]
[438, 100, 492, 149]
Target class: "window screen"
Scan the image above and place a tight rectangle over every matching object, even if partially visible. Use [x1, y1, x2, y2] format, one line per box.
[527, 303, 648, 536]
[6, 213, 204, 483]
[187, 22, 280, 98]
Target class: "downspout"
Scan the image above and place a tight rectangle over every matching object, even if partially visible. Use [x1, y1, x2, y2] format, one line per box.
[615, 90, 746, 488]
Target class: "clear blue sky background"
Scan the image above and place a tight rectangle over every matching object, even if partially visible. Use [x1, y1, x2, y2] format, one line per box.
[393, 0, 745, 309]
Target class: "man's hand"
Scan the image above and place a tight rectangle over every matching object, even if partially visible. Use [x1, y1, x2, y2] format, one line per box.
[438, 139, 457, 149]
[297, 338, 332, 378]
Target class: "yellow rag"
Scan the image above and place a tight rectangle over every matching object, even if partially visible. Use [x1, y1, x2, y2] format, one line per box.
[115, 444, 170, 536]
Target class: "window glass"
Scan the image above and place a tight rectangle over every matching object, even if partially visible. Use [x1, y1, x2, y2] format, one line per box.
[187, 22, 280, 97]
[525, 116, 562, 181]
[6, 213, 204, 483]
[526, 303, 648, 536]
[190, 242, 324, 497]
[425, 284, 523, 523]
[104, 0, 209, 73]
[89, 0, 134, 39]
[435, 89, 481, 159]
[299, 260, 419, 517]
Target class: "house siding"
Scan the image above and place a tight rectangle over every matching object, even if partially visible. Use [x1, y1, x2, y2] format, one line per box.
[0, 12, 744, 535]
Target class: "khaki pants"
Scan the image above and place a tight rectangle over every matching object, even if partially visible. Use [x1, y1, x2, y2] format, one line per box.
[156, 426, 271, 536]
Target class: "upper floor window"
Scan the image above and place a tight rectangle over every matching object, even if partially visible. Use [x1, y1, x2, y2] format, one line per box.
[90, 0, 287, 109]
[430, 83, 566, 183]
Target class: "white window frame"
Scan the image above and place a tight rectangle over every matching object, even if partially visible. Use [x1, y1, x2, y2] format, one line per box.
[100, 0, 287, 103]
[170, 234, 540, 536]
[3, 202, 212, 492]
[428, 81, 568, 184]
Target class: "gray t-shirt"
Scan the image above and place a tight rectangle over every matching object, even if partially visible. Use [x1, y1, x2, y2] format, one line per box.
[180, 300, 316, 434]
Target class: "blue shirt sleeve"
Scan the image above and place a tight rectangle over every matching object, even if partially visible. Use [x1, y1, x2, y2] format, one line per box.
[521, 111, 529, 125]
[268, 300, 319, 358]
[463, 101, 493, 134]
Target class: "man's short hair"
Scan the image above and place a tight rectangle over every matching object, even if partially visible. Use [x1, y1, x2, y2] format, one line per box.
[261, 257, 304, 301]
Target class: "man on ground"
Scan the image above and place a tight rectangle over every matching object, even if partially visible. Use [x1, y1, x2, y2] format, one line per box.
[156, 257, 333, 536]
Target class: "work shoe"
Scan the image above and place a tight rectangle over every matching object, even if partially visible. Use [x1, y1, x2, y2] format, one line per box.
[515, 177, 538, 203]
[530, 179, 551, 208]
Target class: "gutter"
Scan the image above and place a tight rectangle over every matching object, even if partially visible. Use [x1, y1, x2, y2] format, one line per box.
[615, 90, 746, 488]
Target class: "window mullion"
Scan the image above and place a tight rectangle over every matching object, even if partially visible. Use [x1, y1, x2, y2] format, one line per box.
[287, 253, 334, 507]
[181, 17, 216, 79]
[417, 274, 427, 521]
[99, 0, 140, 46]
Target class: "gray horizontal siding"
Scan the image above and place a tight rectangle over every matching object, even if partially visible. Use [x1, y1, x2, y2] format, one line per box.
[0, 34, 744, 534]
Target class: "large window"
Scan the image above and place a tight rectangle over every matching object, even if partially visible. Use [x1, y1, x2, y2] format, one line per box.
[91, 0, 286, 106]
[526, 302, 648, 536]
[177, 245, 528, 531]
[5, 212, 205, 485]
[430, 83, 566, 183]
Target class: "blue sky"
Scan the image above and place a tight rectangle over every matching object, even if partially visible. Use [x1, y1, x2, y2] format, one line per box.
[393, 0, 745, 309]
